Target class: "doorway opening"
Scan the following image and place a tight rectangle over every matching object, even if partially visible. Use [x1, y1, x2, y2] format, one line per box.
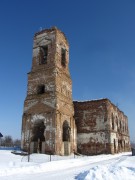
[62, 120, 71, 155]
[31, 120, 45, 153]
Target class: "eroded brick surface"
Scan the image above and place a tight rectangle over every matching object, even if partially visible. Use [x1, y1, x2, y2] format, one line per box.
[74, 99, 131, 155]
[21, 27, 77, 155]
[21, 27, 130, 156]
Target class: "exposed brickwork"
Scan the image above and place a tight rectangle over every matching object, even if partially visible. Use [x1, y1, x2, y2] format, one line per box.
[21, 27, 77, 155]
[21, 27, 130, 156]
[74, 99, 131, 155]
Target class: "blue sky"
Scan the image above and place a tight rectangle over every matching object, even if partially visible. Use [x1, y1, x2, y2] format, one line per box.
[0, 0, 135, 141]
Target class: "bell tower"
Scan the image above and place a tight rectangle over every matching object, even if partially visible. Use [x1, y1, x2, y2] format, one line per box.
[21, 27, 77, 155]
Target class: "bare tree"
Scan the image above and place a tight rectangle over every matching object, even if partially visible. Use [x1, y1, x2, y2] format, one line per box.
[0, 135, 21, 148]
[3, 135, 13, 147]
[13, 139, 21, 147]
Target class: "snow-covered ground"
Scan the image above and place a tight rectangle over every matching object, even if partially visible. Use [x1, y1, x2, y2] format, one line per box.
[0, 150, 135, 180]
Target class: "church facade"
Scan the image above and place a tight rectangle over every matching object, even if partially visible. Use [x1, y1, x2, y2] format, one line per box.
[21, 27, 130, 155]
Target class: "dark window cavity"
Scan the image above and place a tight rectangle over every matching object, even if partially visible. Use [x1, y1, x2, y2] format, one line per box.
[120, 121, 122, 130]
[61, 48, 66, 67]
[63, 120, 70, 142]
[37, 85, 45, 94]
[114, 139, 116, 153]
[40, 46, 48, 64]
[112, 113, 114, 130]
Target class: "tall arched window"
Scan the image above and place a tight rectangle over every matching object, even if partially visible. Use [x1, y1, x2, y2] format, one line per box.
[112, 113, 114, 130]
[39, 46, 48, 64]
[114, 139, 116, 153]
[120, 121, 122, 130]
[61, 48, 66, 67]
[62, 120, 70, 142]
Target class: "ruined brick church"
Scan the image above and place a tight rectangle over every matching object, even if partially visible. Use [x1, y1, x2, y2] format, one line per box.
[21, 27, 130, 155]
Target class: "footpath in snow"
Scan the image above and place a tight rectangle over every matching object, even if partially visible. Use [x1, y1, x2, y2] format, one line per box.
[0, 150, 135, 180]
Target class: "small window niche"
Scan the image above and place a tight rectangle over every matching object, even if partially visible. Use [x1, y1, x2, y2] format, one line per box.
[37, 85, 45, 94]
[61, 48, 66, 67]
[40, 46, 48, 64]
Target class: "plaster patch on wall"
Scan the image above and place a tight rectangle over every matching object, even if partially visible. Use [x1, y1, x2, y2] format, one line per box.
[110, 132, 117, 143]
[31, 114, 45, 122]
[77, 132, 109, 144]
[34, 33, 55, 48]
[96, 117, 105, 130]
[33, 47, 40, 57]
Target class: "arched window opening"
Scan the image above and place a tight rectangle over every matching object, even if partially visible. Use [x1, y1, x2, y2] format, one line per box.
[31, 121, 45, 142]
[37, 85, 45, 94]
[112, 113, 114, 130]
[61, 48, 66, 67]
[116, 116, 118, 127]
[39, 46, 48, 64]
[114, 139, 116, 153]
[124, 140, 125, 150]
[63, 121, 70, 142]
[118, 140, 120, 151]
[120, 140, 122, 148]
[126, 124, 127, 132]
[123, 124, 125, 132]
[31, 120, 45, 153]
[120, 121, 122, 130]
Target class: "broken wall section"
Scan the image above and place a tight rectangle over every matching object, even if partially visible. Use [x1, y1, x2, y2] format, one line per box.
[21, 111, 56, 155]
[107, 100, 131, 154]
[74, 99, 110, 155]
[74, 99, 131, 155]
